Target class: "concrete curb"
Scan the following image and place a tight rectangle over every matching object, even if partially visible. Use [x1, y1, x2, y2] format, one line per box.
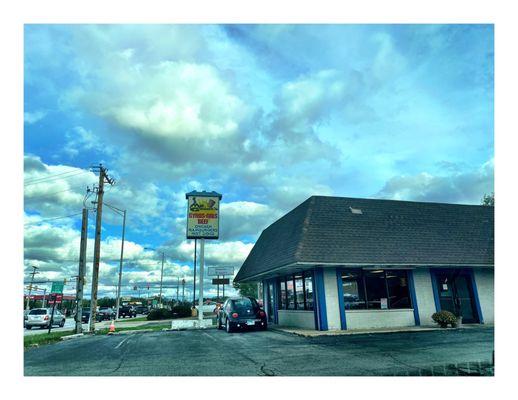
[60, 333, 85, 341]
[270, 325, 493, 338]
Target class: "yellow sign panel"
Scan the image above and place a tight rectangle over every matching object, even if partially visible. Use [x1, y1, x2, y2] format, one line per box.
[186, 195, 220, 239]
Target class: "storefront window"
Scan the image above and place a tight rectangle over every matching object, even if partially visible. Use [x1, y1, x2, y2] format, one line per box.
[342, 270, 366, 309]
[304, 273, 314, 310]
[386, 270, 410, 309]
[286, 278, 295, 309]
[364, 270, 388, 309]
[279, 279, 287, 309]
[295, 275, 304, 309]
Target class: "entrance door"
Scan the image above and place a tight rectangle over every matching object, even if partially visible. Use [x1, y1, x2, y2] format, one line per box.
[267, 282, 275, 323]
[435, 271, 479, 323]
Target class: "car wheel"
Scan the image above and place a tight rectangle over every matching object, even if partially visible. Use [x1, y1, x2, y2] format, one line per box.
[26, 325, 32, 330]
[226, 318, 232, 333]
[60, 319, 65, 327]
[261, 323, 268, 331]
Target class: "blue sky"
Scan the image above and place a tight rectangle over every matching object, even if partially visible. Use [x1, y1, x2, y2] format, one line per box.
[23, 24, 494, 299]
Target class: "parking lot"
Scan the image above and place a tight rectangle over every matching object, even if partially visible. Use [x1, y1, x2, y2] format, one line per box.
[24, 325, 494, 376]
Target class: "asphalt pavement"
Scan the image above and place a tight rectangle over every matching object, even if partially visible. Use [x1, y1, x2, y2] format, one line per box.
[24, 325, 494, 376]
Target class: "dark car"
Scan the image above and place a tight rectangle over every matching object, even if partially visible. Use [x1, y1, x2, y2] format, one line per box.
[134, 306, 149, 315]
[217, 297, 267, 333]
[118, 305, 137, 318]
[81, 308, 91, 323]
[97, 307, 116, 321]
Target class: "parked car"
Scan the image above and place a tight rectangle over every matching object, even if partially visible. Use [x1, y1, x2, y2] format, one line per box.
[195, 301, 218, 315]
[24, 310, 29, 327]
[217, 297, 267, 333]
[81, 308, 91, 323]
[118, 305, 137, 318]
[25, 308, 66, 329]
[97, 307, 116, 321]
[134, 306, 149, 315]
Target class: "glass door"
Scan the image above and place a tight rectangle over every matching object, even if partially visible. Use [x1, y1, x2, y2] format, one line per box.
[435, 271, 479, 323]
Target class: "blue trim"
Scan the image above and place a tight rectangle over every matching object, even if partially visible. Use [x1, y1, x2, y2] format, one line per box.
[468, 269, 484, 324]
[272, 279, 279, 324]
[430, 269, 441, 312]
[407, 270, 420, 326]
[314, 267, 328, 331]
[336, 268, 346, 330]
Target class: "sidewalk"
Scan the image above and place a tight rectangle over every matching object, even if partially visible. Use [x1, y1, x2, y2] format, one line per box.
[271, 324, 493, 337]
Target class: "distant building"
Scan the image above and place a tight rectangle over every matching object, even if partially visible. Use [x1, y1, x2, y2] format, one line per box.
[235, 196, 494, 331]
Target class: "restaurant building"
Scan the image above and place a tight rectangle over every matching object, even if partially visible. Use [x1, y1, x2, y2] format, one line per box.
[234, 196, 494, 331]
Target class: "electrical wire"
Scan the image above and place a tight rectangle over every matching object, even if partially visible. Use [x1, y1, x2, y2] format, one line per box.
[24, 212, 83, 226]
[24, 171, 90, 186]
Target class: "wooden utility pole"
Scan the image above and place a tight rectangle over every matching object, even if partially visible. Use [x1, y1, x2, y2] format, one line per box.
[159, 252, 165, 307]
[26, 266, 39, 310]
[89, 164, 114, 332]
[75, 208, 88, 334]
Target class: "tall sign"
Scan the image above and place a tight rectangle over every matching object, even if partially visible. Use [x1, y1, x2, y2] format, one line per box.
[186, 191, 221, 239]
[185, 191, 222, 327]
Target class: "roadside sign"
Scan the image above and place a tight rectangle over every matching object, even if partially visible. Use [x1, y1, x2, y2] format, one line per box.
[185, 191, 222, 239]
[212, 278, 230, 285]
[152, 299, 158, 306]
[50, 282, 64, 294]
[207, 266, 234, 277]
[48, 293, 63, 305]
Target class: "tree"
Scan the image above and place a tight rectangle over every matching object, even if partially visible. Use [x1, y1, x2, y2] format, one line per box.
[481, 192, 494, 206]
[233, 281, 259, 298]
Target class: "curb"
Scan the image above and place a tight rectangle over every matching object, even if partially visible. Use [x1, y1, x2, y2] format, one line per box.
[60, 333, 85, 341]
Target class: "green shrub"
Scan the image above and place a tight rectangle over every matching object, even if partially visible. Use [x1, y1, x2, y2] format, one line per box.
[171, 304, 192, 318]
[146, 308, 173, 320]
[431, 310, 457, 328]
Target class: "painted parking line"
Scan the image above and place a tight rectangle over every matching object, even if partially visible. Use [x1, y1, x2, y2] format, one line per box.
[114, 335, 132, 349]
[201, 330, 218, 342]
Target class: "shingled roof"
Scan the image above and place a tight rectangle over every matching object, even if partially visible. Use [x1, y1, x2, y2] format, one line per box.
[234, 196, 494, 282]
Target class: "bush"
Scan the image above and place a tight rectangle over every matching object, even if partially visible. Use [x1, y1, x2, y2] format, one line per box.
[147, 308, 173, 320]
[432, 310, 457, 328]
[170, 304, 192, 319]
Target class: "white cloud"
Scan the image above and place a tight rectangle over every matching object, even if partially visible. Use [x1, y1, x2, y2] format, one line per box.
[24, 110, 47, 124]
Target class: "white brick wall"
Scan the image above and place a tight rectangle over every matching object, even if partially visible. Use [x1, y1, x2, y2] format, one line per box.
[277, 310, 315, 329]
[474, 268, 494, 324]
[346, 309, 415, 330]
[412, 268, 437, 326]
[322, 267, 341, 330]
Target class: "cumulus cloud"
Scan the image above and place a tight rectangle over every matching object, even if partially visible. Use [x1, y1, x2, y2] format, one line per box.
[377, 159, 494, 204]
[24, 110, 47, 124]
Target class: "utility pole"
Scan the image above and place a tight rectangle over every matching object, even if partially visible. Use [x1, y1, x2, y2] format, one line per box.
[89, 164, 114, 332]
[181, 278, 185, 302]
[192, 239, 197, 308]
[75, 208, 88, 334]
[176, 276, 180, 302]
[26, 266, 39, 310]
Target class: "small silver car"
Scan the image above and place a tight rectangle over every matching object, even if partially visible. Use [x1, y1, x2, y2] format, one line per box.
[25, 308, 66, 329]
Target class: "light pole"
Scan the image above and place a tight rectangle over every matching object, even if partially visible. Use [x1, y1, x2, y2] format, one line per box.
[104, 203, 126, 320]
[26, 266, 39, 310]
[145, 248, 168, 308]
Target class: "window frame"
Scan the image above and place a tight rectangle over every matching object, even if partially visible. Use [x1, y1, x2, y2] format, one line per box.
[277, 271, 314, 311]
[341, 269, 413, 310]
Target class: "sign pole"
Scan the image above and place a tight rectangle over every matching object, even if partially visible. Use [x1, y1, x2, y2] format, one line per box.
[48, 294, 56, 334]
[217, 275, 220, 302]
[222, 275, 225, 299]
[198, 238, 205, 326]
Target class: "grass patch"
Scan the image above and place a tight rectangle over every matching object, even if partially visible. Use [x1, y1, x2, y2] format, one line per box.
[24, 330, 76, 349]
[115, 316, 148, 323]
[95, 322, 171, 334]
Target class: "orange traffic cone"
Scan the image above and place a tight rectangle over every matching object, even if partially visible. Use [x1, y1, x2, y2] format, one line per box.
[108, 320, 116, 334]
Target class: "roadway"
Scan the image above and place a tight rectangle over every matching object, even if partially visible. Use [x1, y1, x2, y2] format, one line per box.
[24, 325, 494, 376]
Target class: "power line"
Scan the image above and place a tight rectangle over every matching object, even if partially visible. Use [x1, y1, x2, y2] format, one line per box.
[24, 212, 83, 226]
[24, 171, 89, 186]
[25, 183, 97, 200]
[24, 169, 83, 184]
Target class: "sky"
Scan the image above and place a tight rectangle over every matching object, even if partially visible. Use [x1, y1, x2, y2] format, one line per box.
[23, 24, 494, 301]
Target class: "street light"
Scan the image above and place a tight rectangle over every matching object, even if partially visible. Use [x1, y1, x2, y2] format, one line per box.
[104, 203, 126, 320]
[144, 248, 169, 308]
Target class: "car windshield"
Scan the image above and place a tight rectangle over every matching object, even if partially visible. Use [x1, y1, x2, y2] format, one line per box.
[83, 309, 90, 312]
[29, 309, 48, 315]
[231, 298, 259, 313]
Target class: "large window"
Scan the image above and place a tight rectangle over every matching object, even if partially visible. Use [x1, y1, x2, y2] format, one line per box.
[342, 271, 367, 309]
[341, 269, 412, 310]
[278, 272, 314, 311]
